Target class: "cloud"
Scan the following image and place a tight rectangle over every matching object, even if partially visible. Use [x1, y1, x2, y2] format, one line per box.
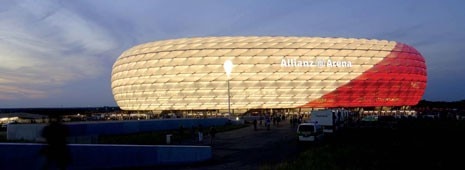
[0, 84, 46, 100]
[1, 0, 465, 106]
[0, 0, 118, 101]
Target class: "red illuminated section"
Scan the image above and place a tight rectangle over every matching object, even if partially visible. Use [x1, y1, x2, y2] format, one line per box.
[301, 43, 427, 108]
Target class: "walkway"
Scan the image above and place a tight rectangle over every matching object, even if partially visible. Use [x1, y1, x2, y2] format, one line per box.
[166, 120, 300, 170]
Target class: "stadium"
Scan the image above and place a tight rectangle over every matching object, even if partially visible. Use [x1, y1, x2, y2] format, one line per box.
[111, 37, 427, 115]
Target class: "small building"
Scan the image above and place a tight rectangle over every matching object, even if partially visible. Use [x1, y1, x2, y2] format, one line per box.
[0, 113, 47, 125]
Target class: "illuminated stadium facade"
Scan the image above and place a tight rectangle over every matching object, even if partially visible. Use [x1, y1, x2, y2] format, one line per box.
[111, 37, 427, 113]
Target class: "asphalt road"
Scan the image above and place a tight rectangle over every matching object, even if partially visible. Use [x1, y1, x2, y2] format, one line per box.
[162, 120, 302, 170]
[131, 118, 465, 170]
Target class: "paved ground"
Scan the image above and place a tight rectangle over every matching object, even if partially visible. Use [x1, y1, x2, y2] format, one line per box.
[1, 121, 302, 170]
[161, 120, 301, 170]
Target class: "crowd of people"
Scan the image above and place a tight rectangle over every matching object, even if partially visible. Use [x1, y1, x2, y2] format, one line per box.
[179, 124, 218, 145]
[250, 113, 309, 131]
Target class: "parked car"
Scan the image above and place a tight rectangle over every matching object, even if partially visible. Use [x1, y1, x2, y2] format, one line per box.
[297, 122, 324, 142]
[361, 115, 378, 122]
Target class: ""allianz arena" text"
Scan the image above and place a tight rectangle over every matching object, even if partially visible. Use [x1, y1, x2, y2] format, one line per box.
[281, 58, 353, 68]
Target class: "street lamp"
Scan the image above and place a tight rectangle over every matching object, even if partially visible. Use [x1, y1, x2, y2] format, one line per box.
[223, 60, 233, 116]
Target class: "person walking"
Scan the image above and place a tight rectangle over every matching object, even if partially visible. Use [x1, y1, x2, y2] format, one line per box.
[41, 115, 71, 170]
[266, 117, 271, 131]
[198, 125, 204, 143]
[209, 126, 216, 145]
[190, 125, 196, 143]
[276, 116, 281, 127]
[253, 119, 258, 131]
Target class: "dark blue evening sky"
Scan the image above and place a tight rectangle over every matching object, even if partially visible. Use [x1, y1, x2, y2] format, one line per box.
[0, 0, 464, 107]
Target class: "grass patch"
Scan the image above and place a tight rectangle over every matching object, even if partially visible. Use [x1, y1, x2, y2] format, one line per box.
[98, 123, 249, 145]
[262, 119, 465, 170]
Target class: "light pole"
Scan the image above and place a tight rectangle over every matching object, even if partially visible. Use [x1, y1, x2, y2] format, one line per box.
[223, 60, 233, 116]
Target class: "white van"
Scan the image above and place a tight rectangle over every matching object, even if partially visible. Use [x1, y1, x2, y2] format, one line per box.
[297, 122, 324, 142]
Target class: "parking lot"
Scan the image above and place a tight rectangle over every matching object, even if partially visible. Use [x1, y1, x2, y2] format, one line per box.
[160, 117, 465, 170]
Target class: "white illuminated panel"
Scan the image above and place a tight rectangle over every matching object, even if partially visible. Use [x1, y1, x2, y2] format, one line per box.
[111, 37, 396, 110]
